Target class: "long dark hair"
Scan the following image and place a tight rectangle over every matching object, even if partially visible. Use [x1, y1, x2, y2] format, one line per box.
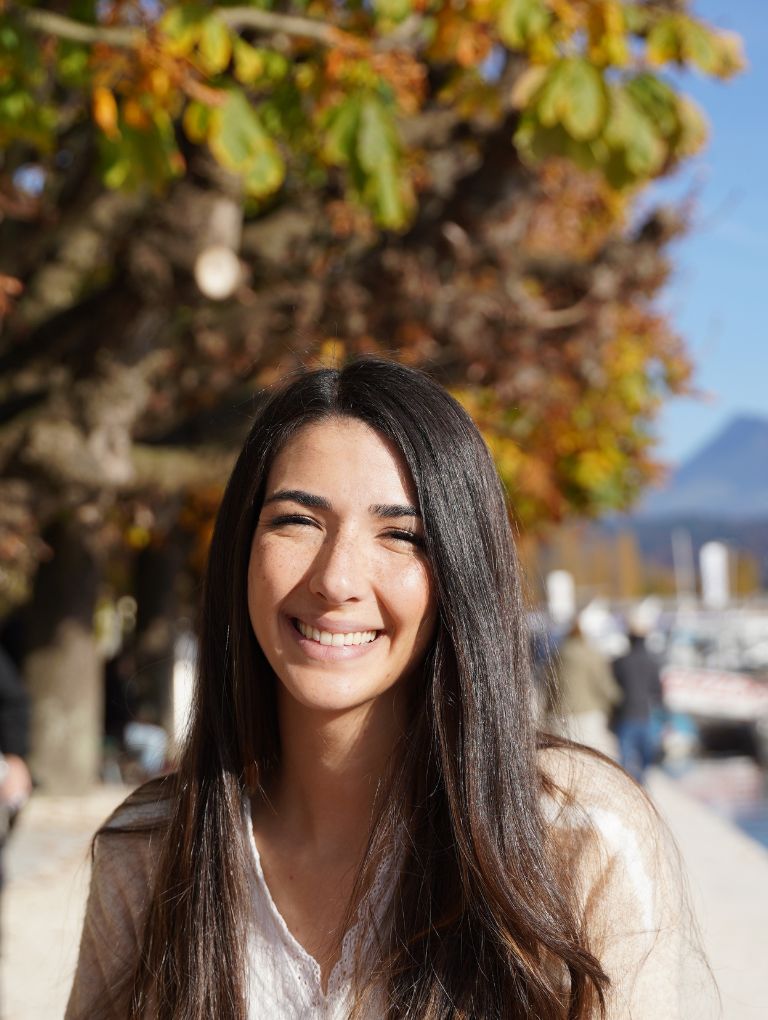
[116, 358, 608, 1018]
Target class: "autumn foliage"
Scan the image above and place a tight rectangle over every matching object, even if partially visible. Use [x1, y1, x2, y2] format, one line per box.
[0, 0, 744, 598]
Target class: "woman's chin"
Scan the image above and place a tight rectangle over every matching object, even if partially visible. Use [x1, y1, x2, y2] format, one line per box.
[278, 678, 395, 718]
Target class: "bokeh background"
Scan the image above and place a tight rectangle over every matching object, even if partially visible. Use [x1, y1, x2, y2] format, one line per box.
[0, 0, 766, 1017]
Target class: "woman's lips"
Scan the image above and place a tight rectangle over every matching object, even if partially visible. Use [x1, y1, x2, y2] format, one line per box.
[295, 617, 378, 646]
[285, 616, 383, 661]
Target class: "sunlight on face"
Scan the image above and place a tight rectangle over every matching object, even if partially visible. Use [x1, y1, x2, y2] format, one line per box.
[247, 417, 436, 715]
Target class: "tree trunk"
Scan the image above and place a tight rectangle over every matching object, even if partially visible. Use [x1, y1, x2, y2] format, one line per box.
[24, 520, 102, 793]
[133, 538, 185, 736]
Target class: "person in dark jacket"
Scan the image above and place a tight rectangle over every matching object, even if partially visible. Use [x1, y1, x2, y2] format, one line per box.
[0, 644, 32, 884]
[611, 624, 663, 784]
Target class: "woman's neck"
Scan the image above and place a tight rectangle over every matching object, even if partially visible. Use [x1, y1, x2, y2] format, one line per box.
[257, 688, 405, 860]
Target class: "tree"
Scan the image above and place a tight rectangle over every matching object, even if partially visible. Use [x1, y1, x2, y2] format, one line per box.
[0, 0, 742, 787]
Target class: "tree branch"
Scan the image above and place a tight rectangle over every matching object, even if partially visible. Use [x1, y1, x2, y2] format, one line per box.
[17, 7, 141, 47]
[131, 444, 233, 493]
[15, 4, 361, 51]
[218, 7, 344, 48]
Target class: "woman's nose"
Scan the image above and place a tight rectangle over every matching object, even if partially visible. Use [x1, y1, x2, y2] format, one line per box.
[307, 533, 368, 604]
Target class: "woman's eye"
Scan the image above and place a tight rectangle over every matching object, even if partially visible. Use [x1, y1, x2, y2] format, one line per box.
[384, 529, 424, 548]
[266, 514, 318, 529]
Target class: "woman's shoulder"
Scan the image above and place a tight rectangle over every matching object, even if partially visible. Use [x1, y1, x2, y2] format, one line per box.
[93, 777, 174, 884]
[66, 779, 175, 1019]
[537, 742, 673, 887]
[101, 775, 175, 832]
[537, 744, 714, 1016]
[539, 741, 652, 825]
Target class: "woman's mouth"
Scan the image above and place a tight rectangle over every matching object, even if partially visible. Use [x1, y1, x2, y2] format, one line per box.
[293, 618, 380, 647]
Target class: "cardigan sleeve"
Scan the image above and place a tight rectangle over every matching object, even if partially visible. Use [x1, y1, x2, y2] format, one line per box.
[542, 748, 717, 1020]
[65, 806, 161, 1020]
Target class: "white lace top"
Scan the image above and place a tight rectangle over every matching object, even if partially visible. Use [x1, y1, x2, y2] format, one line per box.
[65, 748, 717, 1019]
[243, 806, 388, 1018]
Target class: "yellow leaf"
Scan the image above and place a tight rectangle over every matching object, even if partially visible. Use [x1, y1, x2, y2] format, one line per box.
[675, 96, 709, 157]
[93, 86, 119, 139]
[317, 339, 346, 366]
[161, 5, 206, 58]
[148, 68, 173, 102]
[510, 65, 548, 108]
[198, 16, 232, 76]
[183, 101, 211, 144]
[714, 30, 746, 78]
[646, 17, 680, 66]
[233, 39, 265, 84]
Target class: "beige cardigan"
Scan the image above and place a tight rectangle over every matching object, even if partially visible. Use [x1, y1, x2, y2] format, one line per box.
[66, 748, 716, 1018]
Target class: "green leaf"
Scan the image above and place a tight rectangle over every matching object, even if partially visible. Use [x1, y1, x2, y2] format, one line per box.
[368, 160, 406, 228]
[242, 146, 285, 197]
[560, 60, 608, 140]
[57, 41, 90, 87]
[0, 24, 20, 51]
[322, 99, 362, 166]
[498, 0, 550, 51]
[535, 60, 608, 141]
[623, 4, 652, 35]
[515, 115, 603, 175]
[646, 17, 681, 66]
[604, 86, 666, 178]
[0, 90, 33, 121]
[357, 95, 398, 173]
[263, 52, 290, 82]
[100, 118, 182, 192]
[678, 19, 719, 75]
[209, 90, 266, 169]
[198, 16, 232, 76]
[160, 4, 207, 56]
[624, 73, 678, 138]
[0, 88, 56, 150]
[373, 0, 412, 25]
[208, 90, 284, 197]
[260, 80, 306, 141]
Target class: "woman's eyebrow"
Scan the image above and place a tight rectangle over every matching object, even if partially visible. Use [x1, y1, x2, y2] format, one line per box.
[264, 488, 331, 509]
[264, 490, 420, 519]
[370, 503, 421, 519]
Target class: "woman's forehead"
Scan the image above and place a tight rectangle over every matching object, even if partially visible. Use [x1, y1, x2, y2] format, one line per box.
[266, 417, 419, 504]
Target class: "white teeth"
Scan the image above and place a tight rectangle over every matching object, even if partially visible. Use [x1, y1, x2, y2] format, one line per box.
[296, 620, 378, 646]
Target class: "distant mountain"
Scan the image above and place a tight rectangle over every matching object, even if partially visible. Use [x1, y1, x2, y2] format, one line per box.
[639, 415, 768, 520]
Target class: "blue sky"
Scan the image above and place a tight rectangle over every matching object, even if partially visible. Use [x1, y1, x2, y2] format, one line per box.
[650, 0, 768, 465]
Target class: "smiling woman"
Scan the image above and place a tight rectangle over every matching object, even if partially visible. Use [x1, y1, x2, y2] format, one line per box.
[65, 358, 714, 1020]
[248, 419, 436, 718]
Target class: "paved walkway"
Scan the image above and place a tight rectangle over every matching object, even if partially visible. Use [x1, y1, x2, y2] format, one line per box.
[1, 786, 127, 1020]
[647, 771, 768, 1019]
[1, 775, 767, 1019]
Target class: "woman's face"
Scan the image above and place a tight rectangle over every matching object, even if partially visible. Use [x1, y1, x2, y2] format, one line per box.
[247, 417, 436, 715]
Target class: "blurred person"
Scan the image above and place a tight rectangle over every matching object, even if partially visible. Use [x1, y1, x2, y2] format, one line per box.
[67, 360, 713, 1020]
[123, 703, 169, 780]
[0, 644, 32, 904]
[611, 619, 664, 785]
[551, 619, 622, 758]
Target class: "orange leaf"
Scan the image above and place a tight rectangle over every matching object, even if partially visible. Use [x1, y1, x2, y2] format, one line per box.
[93, 86, 120, 139]
[123, 98, 150, 130]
